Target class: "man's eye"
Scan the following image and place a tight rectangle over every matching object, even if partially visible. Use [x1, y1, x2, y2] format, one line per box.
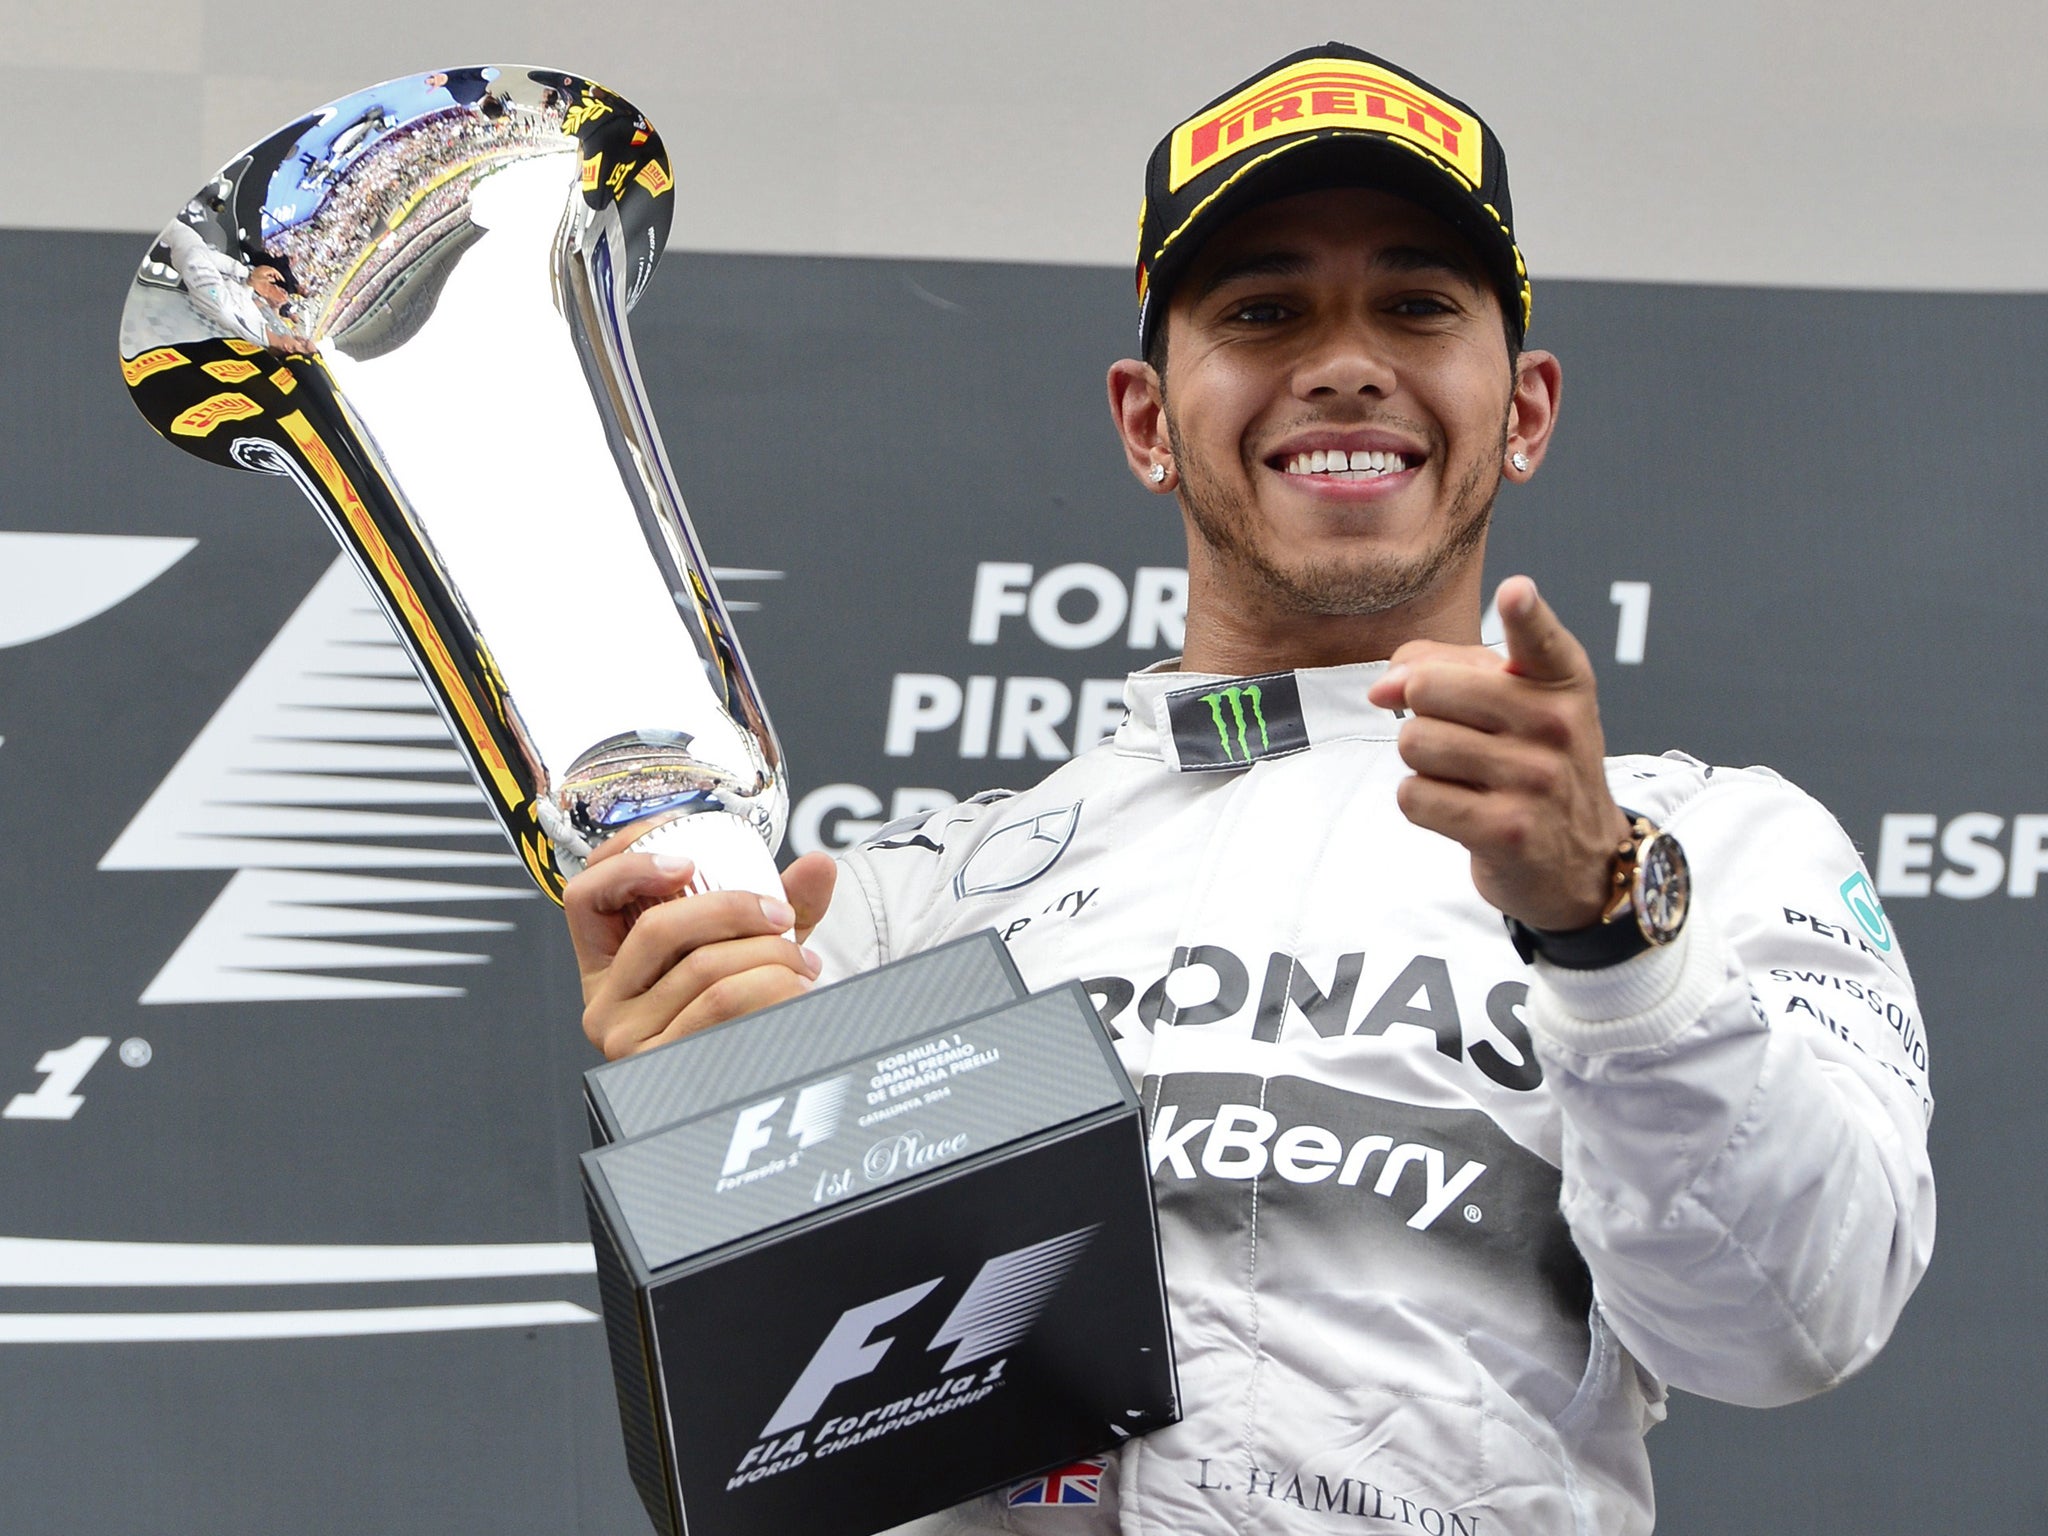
[1391, 296, 1455, 317]
[1228, 300, 1291, 324]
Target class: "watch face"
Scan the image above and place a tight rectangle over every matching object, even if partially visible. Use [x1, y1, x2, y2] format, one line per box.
[1634, 829, 1691, 943]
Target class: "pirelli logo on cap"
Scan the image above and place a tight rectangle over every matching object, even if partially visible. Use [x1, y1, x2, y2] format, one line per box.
[202, 359, 261, 384]
[635, 160, 673, 196]
[170, 392, 263, 436]
[1169, 59, 1482, 192]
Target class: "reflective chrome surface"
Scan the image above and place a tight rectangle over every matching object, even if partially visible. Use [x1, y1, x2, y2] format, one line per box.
[119, 67, 785, 901]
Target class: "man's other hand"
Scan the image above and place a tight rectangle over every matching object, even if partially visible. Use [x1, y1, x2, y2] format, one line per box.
[1366, 575, 1630, 932]
[565, 832, 837, 1060]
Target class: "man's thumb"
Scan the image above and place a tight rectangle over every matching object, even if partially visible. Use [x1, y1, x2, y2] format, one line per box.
[1497, 576, 1580, 682]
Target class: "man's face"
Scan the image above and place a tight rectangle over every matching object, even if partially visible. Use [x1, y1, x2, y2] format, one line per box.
[1158, 187, 1517, 618]
[249, 266, 290, 308]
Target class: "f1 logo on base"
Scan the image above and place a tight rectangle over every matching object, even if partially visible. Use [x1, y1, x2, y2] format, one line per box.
[720, 1078, 851, 1185]
[761, 1278, 940, 1437]
[738, 1226, 1097, 1478]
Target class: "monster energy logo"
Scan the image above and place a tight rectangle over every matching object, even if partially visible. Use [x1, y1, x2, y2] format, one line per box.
[1202, 685, 1269, 762]
[1166, 670, 1304, 772]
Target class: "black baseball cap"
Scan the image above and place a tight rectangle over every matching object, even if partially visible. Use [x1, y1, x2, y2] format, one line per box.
[1135, 42, 1530, 356]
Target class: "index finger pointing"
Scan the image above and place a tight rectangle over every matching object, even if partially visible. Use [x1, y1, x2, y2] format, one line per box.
[1496, 576, 1587, 684]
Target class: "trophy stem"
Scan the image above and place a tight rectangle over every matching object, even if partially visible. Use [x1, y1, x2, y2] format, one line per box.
[628, 813, 787, 911]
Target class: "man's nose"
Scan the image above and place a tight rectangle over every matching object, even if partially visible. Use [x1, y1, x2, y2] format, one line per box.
[1294, 317, 1397, 400]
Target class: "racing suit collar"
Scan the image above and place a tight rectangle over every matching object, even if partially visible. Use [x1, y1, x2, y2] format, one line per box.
[1115, 659, 1405, 772]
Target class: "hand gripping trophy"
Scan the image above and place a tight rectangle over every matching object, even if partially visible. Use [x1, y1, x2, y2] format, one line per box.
[118, 66, 787, 904]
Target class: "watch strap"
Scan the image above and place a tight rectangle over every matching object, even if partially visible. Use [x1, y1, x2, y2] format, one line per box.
[1503, 807, 1661, 971]
[1504, 909, 1654, 970]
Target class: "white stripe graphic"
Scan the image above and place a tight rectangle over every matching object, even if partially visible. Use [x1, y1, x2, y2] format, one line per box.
[100, 556, 530, 1002]
[100, 557, 512, 875]
[711, 568, 783, 613]
[0, 1301, 597, 1344]
[0, 1237, 595, 1287]
[137, 869, 527, 1003]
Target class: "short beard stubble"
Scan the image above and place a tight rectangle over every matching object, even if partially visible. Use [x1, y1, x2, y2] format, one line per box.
[1165, 406, 1506, 619]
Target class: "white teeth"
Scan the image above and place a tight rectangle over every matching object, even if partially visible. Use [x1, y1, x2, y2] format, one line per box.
[1285, 449, 1410, 477]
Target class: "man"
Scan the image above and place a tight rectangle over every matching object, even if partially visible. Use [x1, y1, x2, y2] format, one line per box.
[567, 43, 1934, 1534]
[157, 219, 312, 356]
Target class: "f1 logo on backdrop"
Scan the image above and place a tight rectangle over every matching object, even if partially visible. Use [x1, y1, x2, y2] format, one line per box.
[1875, 813, 2048, 898]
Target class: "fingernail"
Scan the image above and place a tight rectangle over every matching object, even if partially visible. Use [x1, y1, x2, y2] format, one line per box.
[653, 854, 693, 876]
[761, 896, 796, 929]
[802, 946, 823, 976]
[1382, 664, 1409, 689]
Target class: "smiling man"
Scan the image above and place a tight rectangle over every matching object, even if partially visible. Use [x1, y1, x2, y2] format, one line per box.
[567, 43, 1934, 1535]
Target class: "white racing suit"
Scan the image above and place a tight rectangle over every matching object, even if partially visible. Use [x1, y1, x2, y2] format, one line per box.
[809, 660, 1935, 1536]
[158, 221, 279, 351]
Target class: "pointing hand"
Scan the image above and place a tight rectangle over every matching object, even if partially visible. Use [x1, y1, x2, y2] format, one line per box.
[1365, 576, 1630, 932]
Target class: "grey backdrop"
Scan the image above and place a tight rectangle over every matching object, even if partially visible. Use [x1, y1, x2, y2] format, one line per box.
[0, 228, 2039, 1531]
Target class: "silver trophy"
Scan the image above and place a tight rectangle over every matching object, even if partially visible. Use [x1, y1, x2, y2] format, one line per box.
[118, 67, 786, 903]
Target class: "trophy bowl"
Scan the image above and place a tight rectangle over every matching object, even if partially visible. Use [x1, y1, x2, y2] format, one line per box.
[118, 66, 788, 903]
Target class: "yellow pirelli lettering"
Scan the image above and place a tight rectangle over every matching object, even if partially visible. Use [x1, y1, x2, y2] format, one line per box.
[171, 392, 263, 436]
[580, 153, 602, 192]
[275, 409, 523, 809]
[269, 366, 298, 393]
[202, 359, 261, 383]
[1169, 58, 1483, 191]
[520, 829, 565, 906]
[223, 338, 264, 356]
[121, 347, 189, 386]
[634, 160, 673, 196]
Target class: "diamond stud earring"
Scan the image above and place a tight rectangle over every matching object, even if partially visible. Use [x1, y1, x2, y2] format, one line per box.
[1509, 452, 1530, 473]
[1149, 463, 1168, 484]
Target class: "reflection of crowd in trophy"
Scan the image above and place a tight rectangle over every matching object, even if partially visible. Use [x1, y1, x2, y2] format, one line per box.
[270, 97, 568, 318]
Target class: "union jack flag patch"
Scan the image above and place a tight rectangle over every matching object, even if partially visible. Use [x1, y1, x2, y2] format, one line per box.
[1008, 1457, 1106, 1506]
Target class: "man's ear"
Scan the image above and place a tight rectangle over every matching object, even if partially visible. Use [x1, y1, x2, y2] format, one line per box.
[1504, 349, 1562, 478]
[1107, 357, 1176, 493]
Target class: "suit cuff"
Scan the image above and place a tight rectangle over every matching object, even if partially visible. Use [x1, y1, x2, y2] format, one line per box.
[1528, 903, 1733, 1056]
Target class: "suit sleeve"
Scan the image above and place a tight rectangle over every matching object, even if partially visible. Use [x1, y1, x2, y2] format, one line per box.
[160, 221, 271, 348]
[804, 847, 890, 984]
[1525, 767, 1935, 1407]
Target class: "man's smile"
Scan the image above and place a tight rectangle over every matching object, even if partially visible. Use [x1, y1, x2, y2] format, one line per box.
[1262, 429, 1427, 501]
